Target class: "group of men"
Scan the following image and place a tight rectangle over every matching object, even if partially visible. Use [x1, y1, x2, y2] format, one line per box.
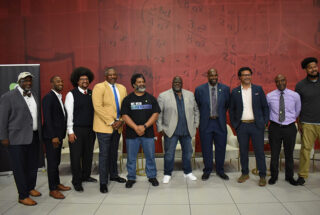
[0, 57, 319, 206]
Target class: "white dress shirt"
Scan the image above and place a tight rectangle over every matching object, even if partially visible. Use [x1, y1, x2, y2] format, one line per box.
[241, 85, 255, 120]
[51, 89, 65, 117]
[107, 82, 120, 120]
[64, 87, 87, 134]
[17, 86, 38, 131]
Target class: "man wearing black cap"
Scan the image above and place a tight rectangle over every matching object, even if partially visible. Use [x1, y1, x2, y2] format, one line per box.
[0, 72, 42, 206]
[295, 57, 320, 185]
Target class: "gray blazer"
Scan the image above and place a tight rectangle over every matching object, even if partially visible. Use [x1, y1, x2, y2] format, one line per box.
[0, 88, 41, 145]
[157, 89, 199, 138]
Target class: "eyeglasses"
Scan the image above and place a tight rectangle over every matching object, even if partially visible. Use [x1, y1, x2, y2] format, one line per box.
[241, 74, 252, 77]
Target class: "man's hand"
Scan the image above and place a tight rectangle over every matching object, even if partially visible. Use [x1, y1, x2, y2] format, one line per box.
[52, 137, 60, 148]
[68, 133, 77, 143]
[298, 122, 303, 134]
[1, 139, 9, 147]
[112, 120, 124, 130]
[135, 125, 146, 136]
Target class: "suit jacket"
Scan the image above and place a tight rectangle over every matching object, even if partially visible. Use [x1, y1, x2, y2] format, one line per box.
[42, 90, 67, 140]
[0, 88, 42, 145]
[157, 89, 199, 138]
[92, 81, 127, 134]
[229, 84, 269, 130]
[195, 83, 230, 133]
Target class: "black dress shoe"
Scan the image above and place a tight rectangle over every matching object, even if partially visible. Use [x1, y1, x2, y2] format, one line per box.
[296, 177, 305, 186]
[268, 177, 278, 185]
[110, 176, 127, 183]
[100, 184, 108, 193]
[74, 184, 84, 192]
[201, 173, 210, 181]
[148, 178, 159, 186]
[286, 177, 298, 186]
[125, 180, 136, 188]
[83, 177, 98, 183]
[217, 173, 229, 180]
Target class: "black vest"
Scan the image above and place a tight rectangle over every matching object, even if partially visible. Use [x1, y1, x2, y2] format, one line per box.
[71, 88, 94, 127]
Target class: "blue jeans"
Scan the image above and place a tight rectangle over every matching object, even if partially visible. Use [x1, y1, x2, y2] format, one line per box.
[97, 132, 120, 184]
[126, 137, 157, 180]
[164, 135, 193, 175]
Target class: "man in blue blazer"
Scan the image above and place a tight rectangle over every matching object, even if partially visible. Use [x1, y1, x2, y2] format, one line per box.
[229, 67, 269, 186]
[195, 68, 230, 181]
[42, 76, 71, 199]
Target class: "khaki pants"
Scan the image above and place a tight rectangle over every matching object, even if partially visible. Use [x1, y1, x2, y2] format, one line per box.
[298, 123, 320, 178]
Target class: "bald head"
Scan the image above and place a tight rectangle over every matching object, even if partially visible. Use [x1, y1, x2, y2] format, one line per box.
[275, 74, 286, 91]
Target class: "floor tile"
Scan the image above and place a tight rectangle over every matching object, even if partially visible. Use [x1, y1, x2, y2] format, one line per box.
[146, 185, 189, 204]
[4, 203, 57, 215]
[188, 186, 233, 204]
[191, 204, 240, 215]
[283, 201, 320, 215]
[143, 204, 190, 215]
[48, 203, 99, 215]
[237, 202, 290, 215]
[95, 204, 144, 215]
[0, 200, 17, 214]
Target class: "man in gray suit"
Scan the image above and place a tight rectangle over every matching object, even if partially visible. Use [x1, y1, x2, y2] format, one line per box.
[0, 72, 42, 206]
[157, 76, 199, 183]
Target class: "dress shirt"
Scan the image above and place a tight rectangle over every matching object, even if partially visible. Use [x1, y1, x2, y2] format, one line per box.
[208, 83, 218, 117]
[65, 87, 87, 134]
[51, 89, 65, 116]
[107, 81, 120, 120]
[267, 88, 301, 125]
[17, 86, 38, 131]
[173, 93, 189, 136]
[241, 85, 254, 120]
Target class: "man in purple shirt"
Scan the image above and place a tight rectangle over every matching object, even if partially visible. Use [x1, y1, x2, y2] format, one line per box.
[266, 74, 301, 186]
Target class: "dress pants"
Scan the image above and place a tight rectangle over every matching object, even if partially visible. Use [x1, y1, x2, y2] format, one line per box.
[97, 131, 120, 184]
[236, 122, 267, 177]
[199, 118, 227, 175]
[45, 138, 62, 191]
[8, 131, 39, 199]
[69, 127, 96, 186]
[268, 122, 296, 179]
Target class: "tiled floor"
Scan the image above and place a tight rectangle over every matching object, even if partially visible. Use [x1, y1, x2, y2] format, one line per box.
[0, 158, 320, 215]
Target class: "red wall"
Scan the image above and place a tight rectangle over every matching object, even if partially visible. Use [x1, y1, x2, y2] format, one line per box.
[1, 0, 320, 97]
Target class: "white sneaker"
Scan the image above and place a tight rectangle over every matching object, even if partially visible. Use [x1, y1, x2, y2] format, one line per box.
[184, 173, 197, 181]
[162, 175, 171, 184]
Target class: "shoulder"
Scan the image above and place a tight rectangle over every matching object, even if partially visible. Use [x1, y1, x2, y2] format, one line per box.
[218, 83, 230, 90]
[231, 86, 241, 94]
[286, 89, 300, 98]
[158, 89, 171, 98]
[295, 78, 306, 89]
[146, 92, 157, 100]
[116, 83, 126, 91]
[195, 83, 207, 91]
[182, 89, 194, 96]
[93, 82, 106, 90]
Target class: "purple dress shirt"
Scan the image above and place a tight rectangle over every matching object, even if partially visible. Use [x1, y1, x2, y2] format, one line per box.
[267, 88, 301, 125]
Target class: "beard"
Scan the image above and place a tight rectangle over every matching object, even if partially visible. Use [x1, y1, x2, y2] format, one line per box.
[173, 87, 182, 92]
[307, 72, 319, 79]
[135, 85, 146, 92]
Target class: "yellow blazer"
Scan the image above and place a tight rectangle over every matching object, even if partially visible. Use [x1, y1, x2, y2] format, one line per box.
[92, 81, 127, 133]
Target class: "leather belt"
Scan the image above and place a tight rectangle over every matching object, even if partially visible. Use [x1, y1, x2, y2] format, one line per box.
[241, 120, 255, 123]
[209, 116, 218, 119]
[270, 121, 295, 128]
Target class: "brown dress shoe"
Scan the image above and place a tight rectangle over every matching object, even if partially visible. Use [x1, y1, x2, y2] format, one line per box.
[237, 174, 250, 183]
[49, 190, 65, 199]
[259, 177, 266, 187]
[18, 197, 37, 206]
[29, 189, 42, 197]
[57, 184, 71, 191]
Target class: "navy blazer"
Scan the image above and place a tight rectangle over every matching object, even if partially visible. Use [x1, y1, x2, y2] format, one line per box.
[42, 90, 67, 140]
[195, 83, 230, 133]
[229, 84, 269, 130]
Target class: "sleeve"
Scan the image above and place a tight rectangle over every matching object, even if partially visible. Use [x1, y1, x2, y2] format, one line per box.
[259, 87, 269, 124]
[295, 93, 302, 119]
[229, 90, 236, 129]
[225, 86, 230, 110]
[194, 87, 201, 109]
[156, 93, 164, 132]
[120, 97, 130, 116]
[64, 91, 74, 134]
[0, 94, 10, 140]
[151, 95, 161, 114]
[193, 94, 200, 128]
[42, 95, 56, 139]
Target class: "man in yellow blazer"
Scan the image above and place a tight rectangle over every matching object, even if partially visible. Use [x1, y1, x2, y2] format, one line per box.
[92, 67, 127, 193]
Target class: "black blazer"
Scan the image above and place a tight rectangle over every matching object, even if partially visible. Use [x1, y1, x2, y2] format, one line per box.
[42, 90, 67, 140]
[229, 84, 269, 130]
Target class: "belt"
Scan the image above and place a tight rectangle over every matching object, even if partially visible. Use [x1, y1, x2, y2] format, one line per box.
[270, 121, 295, 128]
[241, 120, 255, 123]
[209, 116, 218, 119]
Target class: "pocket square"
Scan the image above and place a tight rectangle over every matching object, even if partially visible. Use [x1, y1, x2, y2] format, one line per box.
[255, 93, 259, 95]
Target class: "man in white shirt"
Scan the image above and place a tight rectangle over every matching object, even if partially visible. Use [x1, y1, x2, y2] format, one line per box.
[65, 67, 97, 192]
[0, 72, 42, 206]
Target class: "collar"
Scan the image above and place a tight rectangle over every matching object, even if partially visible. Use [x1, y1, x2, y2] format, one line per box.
[17, 86, 31, 96]
[241, 84, 252, 90]
[106, 81, 116, 88]
[276, 88, 287, 94]
[51, 89, 62, 99]
[78, 86, 87, 94]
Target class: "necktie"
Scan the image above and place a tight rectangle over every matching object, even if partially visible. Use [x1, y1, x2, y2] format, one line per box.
[211, 87, 217, 116]
[279, 91, 285, 122]
[84, 90, 87, 95]
[23, 91, 31, 97]
[112, 85, 120, 119]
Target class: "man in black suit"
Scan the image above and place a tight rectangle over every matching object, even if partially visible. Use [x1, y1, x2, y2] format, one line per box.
[0, 72, 42, 206]
[42, 76, 71, 199]
[229, 67, 269, 186]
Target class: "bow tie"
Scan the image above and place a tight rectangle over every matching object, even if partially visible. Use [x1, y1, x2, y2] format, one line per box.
[23, 91, 31, 97]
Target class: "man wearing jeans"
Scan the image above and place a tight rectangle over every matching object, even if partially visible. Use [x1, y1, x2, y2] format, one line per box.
[157, 76, 199, 183]
[92, 67, 127, 193]
[121, 73, 161, 188]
